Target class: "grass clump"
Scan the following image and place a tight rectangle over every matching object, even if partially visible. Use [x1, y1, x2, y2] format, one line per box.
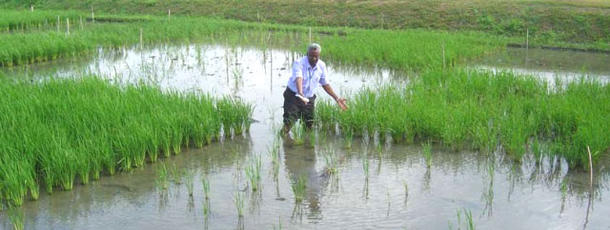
[0, 76, 252, 207]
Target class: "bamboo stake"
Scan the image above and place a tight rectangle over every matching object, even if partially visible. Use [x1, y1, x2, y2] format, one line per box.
[168, 9, 171, 21]
[66, 18, 70, 35]
[526, 28, 529, 50]
[57, 16, 60, 32]
[309, 27, 312, 43]
[140, 28, 143, 50]
[587, 145, 593, 188]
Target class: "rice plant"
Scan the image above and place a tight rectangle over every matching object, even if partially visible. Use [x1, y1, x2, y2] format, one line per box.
[343, 127, 354, 149]
[245, 155, 262, 192]
[323, 147, 338, 175]
[451, 208, 476, 230]
[422, 142, 432, 168]
[291, 176, 307, 203]
[291, 120, 306, 145]
[316, 69, 609, 170]
[156, 163, 169, 190]
[234, 191, 245, 217]
[362, 157, 369, 179]
[202, 176, 210, 200]
[7, 208, 24, 230]
[0, 77, 252, 206]
[184, 169, 195, 197]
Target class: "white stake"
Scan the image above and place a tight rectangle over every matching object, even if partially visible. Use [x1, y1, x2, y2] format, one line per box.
[66, 18, 70, 35]
[587, 145, 593, 188]
[168, 9, 171, 21]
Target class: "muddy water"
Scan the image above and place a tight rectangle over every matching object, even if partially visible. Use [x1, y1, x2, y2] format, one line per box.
[473, 47, 610, 85]
[1, 44, 609, 229]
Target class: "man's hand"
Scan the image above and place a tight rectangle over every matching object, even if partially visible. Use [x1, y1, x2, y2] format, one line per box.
[296, 94, 309, 105]
[336, 98, 348, 111]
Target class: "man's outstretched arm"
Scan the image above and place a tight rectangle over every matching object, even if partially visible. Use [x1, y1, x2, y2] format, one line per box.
[322, 84, 347, 111]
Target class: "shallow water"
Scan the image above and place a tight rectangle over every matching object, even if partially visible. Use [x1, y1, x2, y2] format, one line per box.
[1, 44, 609, 229]
[473, 47, 610, 85]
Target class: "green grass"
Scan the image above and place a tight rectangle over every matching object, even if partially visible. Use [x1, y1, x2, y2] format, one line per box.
[0, 11, 504, 71]
[17, 0, 609, 49]
[316, 69, 609, 170]
[0, 76, 252, 207]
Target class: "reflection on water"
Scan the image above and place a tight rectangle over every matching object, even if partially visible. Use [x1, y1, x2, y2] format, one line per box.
[0, 44, 609, 229]
[473, 47, 610, 85]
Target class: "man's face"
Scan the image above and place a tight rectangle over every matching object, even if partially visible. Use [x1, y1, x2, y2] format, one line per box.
[307, 49, 320, 67]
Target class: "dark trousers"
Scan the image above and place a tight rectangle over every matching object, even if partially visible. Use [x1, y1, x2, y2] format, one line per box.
[283, 87, 316, 129]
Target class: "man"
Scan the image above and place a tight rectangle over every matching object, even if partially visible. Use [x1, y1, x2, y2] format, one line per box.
[283, 43, 347, 135]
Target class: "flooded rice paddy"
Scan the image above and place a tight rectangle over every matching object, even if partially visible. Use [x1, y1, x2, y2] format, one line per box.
[1, 44, 609, 229]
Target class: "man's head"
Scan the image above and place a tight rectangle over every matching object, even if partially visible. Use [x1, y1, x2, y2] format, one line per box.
[307, 43, 321, 67]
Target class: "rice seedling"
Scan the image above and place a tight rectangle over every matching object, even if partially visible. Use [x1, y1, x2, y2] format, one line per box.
[422, 142, 432, 168]
[272, 217, 283, 230]
[291, 176, 307, 203]
[362, 157, 369, 179]
[323, 147, 338, 175]
[482, 161, 495, 216]
[184, 169, 195, 197]
[202, 176, 210, 200]
[343, 127, 354, 149]
[7, 208, 24, 230]
[202, 197, 211, 217]
[169, 163, 182, 184]
[0, 76, 252, 206]
[156, 163, 169, 190]
[291, 120, 306, 145]
[245, 155, 262, 192]
[234, 191, 245, 217]
[451, 208, 475, 230]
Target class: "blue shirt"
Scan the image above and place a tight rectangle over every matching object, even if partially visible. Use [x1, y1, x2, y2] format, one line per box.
[287, 56, 328, 98]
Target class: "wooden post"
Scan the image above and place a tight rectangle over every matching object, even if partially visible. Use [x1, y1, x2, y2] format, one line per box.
[309, 27, 312, 43]
[526, 28, 529, 50]
[66, 18, 70, 35]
